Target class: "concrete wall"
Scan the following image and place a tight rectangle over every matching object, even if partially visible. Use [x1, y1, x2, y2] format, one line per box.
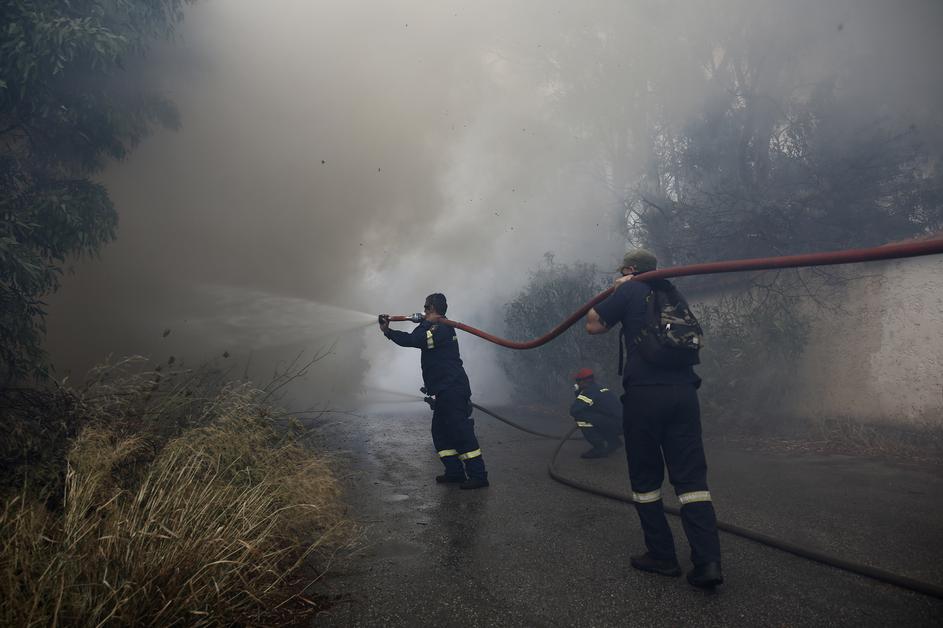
[787, 255, 943, 427]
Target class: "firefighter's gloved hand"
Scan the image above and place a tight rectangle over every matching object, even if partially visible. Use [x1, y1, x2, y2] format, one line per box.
[378, 314, 390, 332]
[419, 387, 427, 395]
[423, 396, 436, 410]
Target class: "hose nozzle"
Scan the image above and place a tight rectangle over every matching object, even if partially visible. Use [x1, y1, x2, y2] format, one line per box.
[381, 313, 425, 323]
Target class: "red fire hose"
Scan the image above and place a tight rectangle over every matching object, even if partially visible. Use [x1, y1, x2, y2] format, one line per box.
[383, 237, 943, 598]
[388, 237, 943, 348]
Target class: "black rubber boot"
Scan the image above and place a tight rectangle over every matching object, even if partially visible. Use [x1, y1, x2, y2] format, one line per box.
[687, 561, 723, 589]
[630, 552, 682, 577]
[459, 477, 490, 490]
[580, 447, 608, 459]
[435, 474, 466, 484]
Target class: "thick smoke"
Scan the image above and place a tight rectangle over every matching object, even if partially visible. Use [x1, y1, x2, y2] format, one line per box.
[44, 0, 943, 408]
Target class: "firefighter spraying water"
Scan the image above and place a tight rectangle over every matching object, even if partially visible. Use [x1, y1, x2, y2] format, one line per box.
[378, 293, 490, 490]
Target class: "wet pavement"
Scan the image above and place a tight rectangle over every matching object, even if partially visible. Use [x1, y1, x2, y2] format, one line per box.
[314, 406, 943, 627]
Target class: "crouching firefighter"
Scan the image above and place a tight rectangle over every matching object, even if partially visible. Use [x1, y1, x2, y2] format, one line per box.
[569, 368, 624, 459]
[379, 293, 489, 489]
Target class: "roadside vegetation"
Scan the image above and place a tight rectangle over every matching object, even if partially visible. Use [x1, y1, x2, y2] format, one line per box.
[2, 4, 356, 624]
[0, 358, 354, 626]
[501, 255, 619, 403]
[1, 0, 196, 382]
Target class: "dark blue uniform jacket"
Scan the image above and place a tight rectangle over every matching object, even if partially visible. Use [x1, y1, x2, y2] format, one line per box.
[385, 320, 471, 395]
[569, 383, 623, 427]
[594, 279, 700, 388]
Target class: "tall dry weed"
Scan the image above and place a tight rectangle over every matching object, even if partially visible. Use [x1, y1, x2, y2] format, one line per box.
[1, 372, 353, 627]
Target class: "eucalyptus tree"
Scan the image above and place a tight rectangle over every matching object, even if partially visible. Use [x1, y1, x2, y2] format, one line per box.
[0, 0, 193, 381]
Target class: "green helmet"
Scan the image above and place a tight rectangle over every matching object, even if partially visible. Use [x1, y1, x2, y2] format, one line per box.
[620, 249, 658, 273]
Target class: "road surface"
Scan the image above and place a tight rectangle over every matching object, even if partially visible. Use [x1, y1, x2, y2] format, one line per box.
[314, 404, 943, 627]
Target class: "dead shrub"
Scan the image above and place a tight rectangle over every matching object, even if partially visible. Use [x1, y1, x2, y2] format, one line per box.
[0, 365, 354, 627]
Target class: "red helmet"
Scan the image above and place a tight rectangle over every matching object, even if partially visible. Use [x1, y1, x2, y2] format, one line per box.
[572, 368, 594, 381]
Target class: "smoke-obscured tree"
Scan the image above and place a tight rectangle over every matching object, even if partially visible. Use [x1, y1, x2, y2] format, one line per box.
[0, 0, 193, 381]
[692, 291, 809, 425]
[630, 56, 943, 270]
[501, 254, 620, 404]
[532, 3, 943, 262]
[624, 14, 942, 421]
[515, 3, 943, 422]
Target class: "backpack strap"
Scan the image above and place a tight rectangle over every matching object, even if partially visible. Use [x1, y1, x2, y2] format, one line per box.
[618, 282, 658, 376]
[635, 284, 659, 348]
[617, 331, 624, 376]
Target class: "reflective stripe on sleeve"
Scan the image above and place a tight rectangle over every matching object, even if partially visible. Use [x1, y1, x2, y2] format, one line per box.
[458, 449, 482, 460]
[575, 421, 594, 428]
[437, 449, 459, 458]
[632, 489, 662, 504]
[599, 388, 609, 392]
[576, 394, 594, 405]
[426, 330, 435, 349]
[678, 490, 712, 505]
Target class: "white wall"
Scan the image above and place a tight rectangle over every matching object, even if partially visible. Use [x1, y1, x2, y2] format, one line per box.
[788, 255, 943, 426]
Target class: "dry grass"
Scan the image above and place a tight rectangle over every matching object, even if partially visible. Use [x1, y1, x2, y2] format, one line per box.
[0, 362, 354, 627]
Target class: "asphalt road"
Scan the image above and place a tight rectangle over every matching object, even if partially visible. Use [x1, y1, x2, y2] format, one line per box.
[314, 404, 943, 627]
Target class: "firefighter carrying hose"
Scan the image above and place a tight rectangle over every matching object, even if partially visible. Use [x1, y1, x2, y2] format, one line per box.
[569, 368, 624, 458]
[585, 249, 723, 589]
[379, 293, 489, 489]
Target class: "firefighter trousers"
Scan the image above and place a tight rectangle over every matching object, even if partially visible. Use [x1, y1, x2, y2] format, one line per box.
[622, 384, 721, 566]
[580, 423, 623, 451]
[431, 387, 487, 480]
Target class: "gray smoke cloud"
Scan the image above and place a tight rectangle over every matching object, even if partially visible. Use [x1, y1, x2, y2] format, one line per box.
[44, 0, 943, 408]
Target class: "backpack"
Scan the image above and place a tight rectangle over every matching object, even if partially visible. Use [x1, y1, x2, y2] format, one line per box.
[619, 280, 703, 372]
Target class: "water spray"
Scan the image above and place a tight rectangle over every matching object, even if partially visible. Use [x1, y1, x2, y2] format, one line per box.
[363, 386, 423, 400]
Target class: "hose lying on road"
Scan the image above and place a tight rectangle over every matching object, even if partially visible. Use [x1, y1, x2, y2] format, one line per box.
[470, 403, 579, 440]
[469, 403, 943, 601]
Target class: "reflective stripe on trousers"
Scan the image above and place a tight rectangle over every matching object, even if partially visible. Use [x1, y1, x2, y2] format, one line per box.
[458, 448, 482, 460]
[632, 489, 662, 504]
[678, 490, 712, 505]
